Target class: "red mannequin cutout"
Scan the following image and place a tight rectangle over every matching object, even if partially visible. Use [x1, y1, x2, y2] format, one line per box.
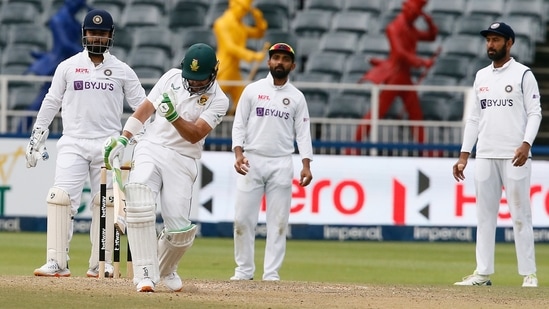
[354, 0, 438, 152]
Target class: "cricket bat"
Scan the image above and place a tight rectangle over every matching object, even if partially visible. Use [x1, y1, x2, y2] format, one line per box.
[112, 160, 127, 234]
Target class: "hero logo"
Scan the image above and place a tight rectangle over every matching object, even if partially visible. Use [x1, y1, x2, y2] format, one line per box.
[255, 107, 290, 119]
[261, 179, 366, 215]
[74, 80, 115, 91]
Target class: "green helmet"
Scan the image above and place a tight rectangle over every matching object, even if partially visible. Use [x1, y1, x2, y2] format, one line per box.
[181, 43, 218, 80]
[181, 43, 218, 94]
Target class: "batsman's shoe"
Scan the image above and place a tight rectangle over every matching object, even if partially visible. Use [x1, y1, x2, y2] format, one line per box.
[136, 277, 155, 292]
[162, 272, 183, 292]
[454, 271, 491, 286]
[522, 274, 538, 287]
[34, 259, 71, 277]
[86, 263, 115, 278]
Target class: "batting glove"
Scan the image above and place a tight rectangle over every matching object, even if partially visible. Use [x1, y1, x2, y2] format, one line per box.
[157, 93, 179, 123]
[25, 126, 49, 168]
[103, 136, 128, 170]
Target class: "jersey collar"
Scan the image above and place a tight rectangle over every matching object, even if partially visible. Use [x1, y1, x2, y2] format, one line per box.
[83, 49, 112, 65]
[266, 73, 290, 89]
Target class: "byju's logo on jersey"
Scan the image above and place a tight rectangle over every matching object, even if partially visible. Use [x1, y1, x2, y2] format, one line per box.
[255, 107, 290, 119]
[480, 98, 513, 109]
[73, 80, 115, 91]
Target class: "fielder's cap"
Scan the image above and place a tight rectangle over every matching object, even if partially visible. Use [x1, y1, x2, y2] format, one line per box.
[480, 22, 515, 43]
[268, 43, 295, 61]
[181, 43, 218, 81]
[83, 9, 114, 31]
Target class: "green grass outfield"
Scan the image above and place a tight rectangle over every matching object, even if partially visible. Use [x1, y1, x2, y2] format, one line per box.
[1, 232, 548, 286]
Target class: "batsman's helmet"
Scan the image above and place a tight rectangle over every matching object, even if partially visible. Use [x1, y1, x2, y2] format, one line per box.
[82, 9, 114, 54]
[181, 43, 219, 94]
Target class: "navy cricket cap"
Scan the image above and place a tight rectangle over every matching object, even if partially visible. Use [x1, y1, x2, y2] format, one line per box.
[83, 9, 114, 31]
[480, 22, 515, 43]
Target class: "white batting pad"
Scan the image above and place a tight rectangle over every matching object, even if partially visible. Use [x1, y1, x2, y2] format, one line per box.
[158, 224, 197, 277]
[125, 183, 159, 284]
[46, 187, 71, 270]
[89, 190, 115, 268]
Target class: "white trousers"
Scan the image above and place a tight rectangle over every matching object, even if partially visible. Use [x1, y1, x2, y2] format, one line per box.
[128, 140, 198, 231]
[474, 158, 536, 276]
[233, 153, 293, 280]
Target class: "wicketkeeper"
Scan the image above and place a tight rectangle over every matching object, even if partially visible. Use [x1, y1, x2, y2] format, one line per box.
[28, 9, 146, 278]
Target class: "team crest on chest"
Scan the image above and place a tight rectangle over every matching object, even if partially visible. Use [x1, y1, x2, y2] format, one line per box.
[104, 69, 112, 76]
[505, 85, 513, 93]
[282, 98, 290, 105]
[198, 94, 209, 106]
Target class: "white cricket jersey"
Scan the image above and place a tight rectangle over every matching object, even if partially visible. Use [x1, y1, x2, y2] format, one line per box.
[35, 50, 146, 138]
[462, 58, 542, 158]
[232, 73, 313, 160]
[143, 68, 229, 159]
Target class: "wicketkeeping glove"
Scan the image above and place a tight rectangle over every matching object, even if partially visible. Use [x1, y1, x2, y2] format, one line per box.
[25, 126, 49, 168]
[103, 136, 128, 170]
[157, 93, 179, 123]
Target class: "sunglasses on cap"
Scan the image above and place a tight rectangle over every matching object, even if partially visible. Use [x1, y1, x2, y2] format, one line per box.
[269, 43, 295, 55]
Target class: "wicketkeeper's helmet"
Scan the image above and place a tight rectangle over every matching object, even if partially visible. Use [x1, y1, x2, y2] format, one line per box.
[82, 9, 114, 54]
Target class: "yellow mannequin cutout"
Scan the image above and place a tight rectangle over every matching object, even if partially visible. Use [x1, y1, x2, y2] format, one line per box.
[213, 0, 268, 114]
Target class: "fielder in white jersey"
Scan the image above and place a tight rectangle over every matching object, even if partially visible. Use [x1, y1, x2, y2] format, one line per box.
[231, 43, 313, 281]
[453, 22, 541, 288]
[103, 43, 229, 292]
[27, 9, 146, 278]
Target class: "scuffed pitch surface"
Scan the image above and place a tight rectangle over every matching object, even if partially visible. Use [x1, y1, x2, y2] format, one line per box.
[0, 276, 548, 308]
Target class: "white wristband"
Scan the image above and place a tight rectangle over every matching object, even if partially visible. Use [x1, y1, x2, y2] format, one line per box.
[123, 116, 143, 137]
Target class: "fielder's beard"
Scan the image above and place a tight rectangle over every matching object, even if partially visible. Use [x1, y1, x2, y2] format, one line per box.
[487, 47, 506, 62]
[270, 66, 290, 79]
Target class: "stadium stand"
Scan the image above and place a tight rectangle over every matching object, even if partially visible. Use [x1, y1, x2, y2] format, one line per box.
[466, 0, 505, 20]
[325, 94, 368, 119]
[426, 0, 467, 20]
[8, 24, 51, 51]
[123, 3, 163, 29]
[304, 0, 344, 13]
[1, 0, 548, 140]
[455, 15, 494, 36]
[358, 33, 390, 58]
[343, 0, 384, 15]
[0, 2, 41, 24]
[133, 26, 174, 58]
[168, 3, 208, 31]
[8, 0, 45, 11]
[331, 10, 371, 36]
[319, 31, 360, 55]
[441, 34, 485, 60]
[292, 9, 333, 38]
